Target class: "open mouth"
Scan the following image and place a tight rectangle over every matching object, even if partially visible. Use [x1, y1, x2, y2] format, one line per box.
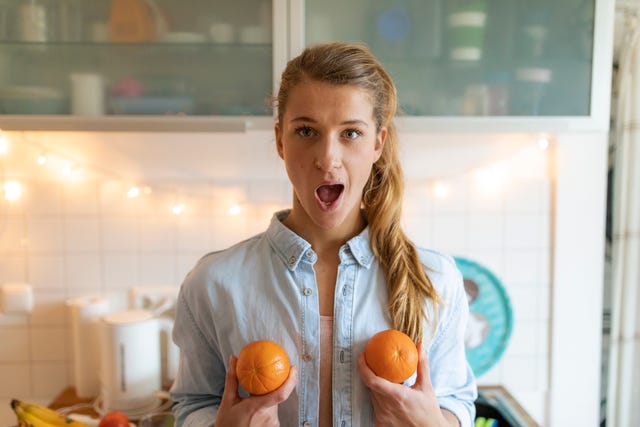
[316, 184, 344, 206]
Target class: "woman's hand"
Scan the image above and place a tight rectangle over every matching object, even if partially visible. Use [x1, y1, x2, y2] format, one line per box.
[357, 343, 459, 427]
[214, 355, 298, 427]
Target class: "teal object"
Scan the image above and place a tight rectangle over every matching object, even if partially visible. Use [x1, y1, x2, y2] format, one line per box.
[454, 256, 513, 377]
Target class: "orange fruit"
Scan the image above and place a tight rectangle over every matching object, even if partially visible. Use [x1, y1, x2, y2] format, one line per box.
[364, 329, 419, 383]
[236, 340, 290, 395]
[98, 411, 130, 427]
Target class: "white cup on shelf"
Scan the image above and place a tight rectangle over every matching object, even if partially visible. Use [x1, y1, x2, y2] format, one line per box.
[239, 25, 269, 44]
[70, 72, 105, 116]
[209, 22, 234, 43]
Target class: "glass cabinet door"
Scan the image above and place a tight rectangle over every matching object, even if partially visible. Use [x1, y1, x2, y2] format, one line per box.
[304, 0, 596, 118]
[0, 0, 273, 118]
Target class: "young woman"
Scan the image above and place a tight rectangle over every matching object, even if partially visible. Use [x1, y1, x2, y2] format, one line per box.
[170, 41, 477, 427]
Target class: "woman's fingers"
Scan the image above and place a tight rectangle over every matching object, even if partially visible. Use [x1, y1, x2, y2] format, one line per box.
[253, 366, 298, 407]
[412, 342, 433, 392]
[358, 344, 433, 396]
[221, 355, 240, 406]
[356, 352, 399, 396]
[356, 352, 377, 387]
[223, 361, 298, 408]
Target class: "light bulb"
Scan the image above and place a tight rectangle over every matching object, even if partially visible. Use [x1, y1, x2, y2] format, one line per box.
[432, 181, 451, 199]
[537, 136, 550, 150]
[228, 204, 242, 216]
[37, 153, 48, 165]
[63, 163, 82, 177]
[172, 203, 185, 215]
[3, 180, 22, 201]
[474, 166, 505, 195]
[127, 186, 140, 198]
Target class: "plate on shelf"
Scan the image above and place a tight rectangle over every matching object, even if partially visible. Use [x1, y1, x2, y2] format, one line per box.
[109, 96, 195, 115]
[159, 32, 207, 43]
[454, 256, 513, 377]
[0, 85, 68, 114]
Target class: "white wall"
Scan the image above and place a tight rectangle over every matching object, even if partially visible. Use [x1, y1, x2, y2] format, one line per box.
[549, 133, 608, 426]
[0, 129, 607, 426]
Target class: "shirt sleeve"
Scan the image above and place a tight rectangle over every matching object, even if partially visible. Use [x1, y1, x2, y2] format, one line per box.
[170, 279, 225, 427]
[426, 254, 478, 427]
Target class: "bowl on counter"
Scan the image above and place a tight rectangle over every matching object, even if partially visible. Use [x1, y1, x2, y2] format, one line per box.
[0, 85, 68, 114]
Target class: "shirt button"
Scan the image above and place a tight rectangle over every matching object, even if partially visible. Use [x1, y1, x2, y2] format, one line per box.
[305, 251, 313, 258]
[303, 353, 312, 362]
[303, 422, 311, 427]
[288, 256, 296, 265]
[303, 287, 312, 296]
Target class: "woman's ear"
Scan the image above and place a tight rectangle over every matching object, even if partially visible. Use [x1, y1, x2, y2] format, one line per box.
[374, 127, 387, 161]
[275, 123, 284, 159]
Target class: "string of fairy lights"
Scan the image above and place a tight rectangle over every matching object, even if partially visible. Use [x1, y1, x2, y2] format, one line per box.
[0, 128, 553, 215]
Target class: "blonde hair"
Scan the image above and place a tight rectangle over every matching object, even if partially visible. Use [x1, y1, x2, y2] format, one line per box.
[275, 42, 440, 342]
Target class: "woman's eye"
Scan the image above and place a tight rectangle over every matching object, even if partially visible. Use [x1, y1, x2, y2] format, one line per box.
[343, 129, 362, 140]
[295, 126, 315, 137]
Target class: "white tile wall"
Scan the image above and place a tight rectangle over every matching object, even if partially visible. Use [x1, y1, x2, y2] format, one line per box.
[0, 135, 552, 426]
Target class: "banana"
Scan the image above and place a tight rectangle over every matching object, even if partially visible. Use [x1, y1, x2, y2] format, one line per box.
[12, 404, 60, 427]
[11, 399, 93, 427]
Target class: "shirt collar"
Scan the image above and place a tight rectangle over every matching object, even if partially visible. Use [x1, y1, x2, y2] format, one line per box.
[266, 210, 375, 270]
[345, 227, 374, 268]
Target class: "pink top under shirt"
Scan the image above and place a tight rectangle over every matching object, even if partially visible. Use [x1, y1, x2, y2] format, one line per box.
[320, 316, 333, 427]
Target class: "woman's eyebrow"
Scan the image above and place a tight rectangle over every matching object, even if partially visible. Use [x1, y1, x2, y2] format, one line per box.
[289, 117, 369, 127]
[290, 116, 316, 123]
[341, 119, 369, 128]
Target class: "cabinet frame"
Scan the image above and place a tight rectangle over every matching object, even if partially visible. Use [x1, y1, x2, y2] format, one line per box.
[0, 0, 288, 132]
[0, 0, 614, 132]
[289, 0, 614, 133]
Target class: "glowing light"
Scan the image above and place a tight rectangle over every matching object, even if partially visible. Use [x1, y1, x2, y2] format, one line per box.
[3, 180, 22, 201]
[432, 181, 451, 199]
[37, 153, 48, 165]
[172, 203, 185, 215]
[127, 186, 140, 198]
[0, 133, 8, 155]
[473, 166, 505, 195]
[537, 136, 550, 150]
[63, 162, 82, 177]
[228, 204, 242, 216]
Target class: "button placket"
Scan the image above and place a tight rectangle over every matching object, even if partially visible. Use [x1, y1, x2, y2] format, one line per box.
[332, 261, 356, 424]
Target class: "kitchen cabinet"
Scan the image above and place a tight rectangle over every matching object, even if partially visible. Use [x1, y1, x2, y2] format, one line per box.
[295, 0, 614, 132]
[0, 0, 283, 131]
[0, 0, 614, 132]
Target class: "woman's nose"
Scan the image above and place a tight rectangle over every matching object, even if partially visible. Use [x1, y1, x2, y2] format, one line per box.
[314, 138, 341, 171]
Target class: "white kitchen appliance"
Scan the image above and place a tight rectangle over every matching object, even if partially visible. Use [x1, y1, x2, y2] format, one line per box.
[67, 296, 110, 398]
[98, 309, 175, 416]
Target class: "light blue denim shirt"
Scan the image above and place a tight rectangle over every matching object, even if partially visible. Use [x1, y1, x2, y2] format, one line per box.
[170, 210, 477, 427]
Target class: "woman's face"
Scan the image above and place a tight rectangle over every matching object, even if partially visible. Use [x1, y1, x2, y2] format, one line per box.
[275, 79, 386, 233]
